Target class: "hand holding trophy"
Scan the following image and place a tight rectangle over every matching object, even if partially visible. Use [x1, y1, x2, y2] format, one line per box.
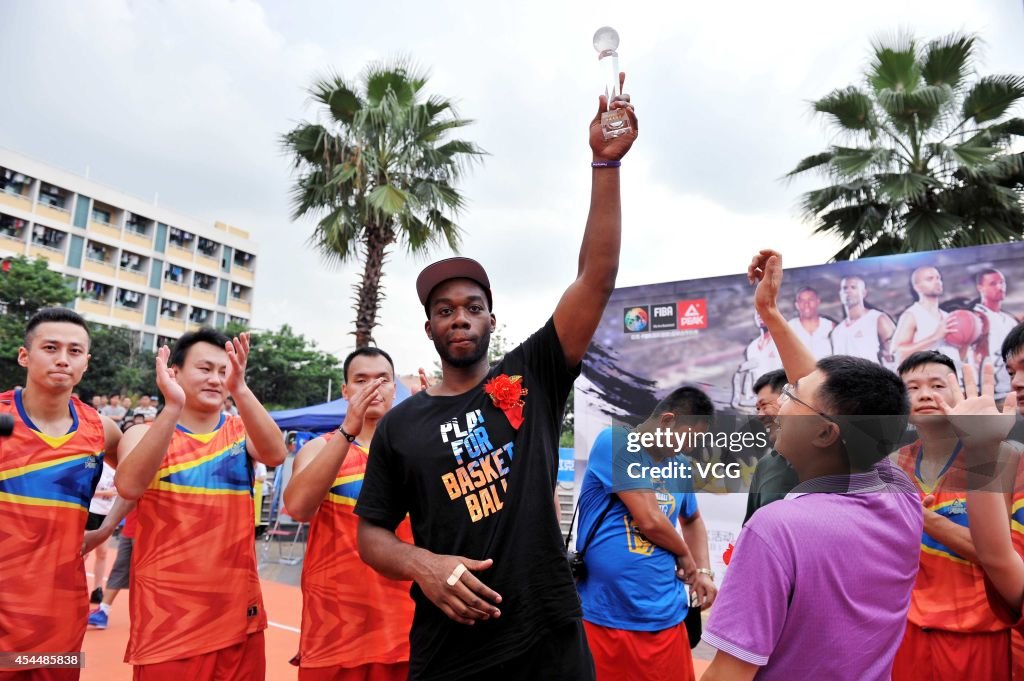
[593, 26, 634, 140]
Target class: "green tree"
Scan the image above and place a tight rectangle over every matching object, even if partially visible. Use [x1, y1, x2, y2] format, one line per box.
[243, 325, 343, 411]
[788, 32, 1024, 260]
[282, 58, 485, 347]
[0, 256, 77, 389]
[78, 325, 156, 400]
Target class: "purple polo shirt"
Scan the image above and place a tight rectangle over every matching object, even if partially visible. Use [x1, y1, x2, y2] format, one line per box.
[704, 462, 922, 681]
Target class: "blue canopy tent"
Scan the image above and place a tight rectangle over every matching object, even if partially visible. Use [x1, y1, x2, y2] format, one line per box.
[269, 379, 413, 433]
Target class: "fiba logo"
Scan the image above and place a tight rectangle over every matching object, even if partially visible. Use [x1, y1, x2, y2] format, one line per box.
[623, 306, 650, 333]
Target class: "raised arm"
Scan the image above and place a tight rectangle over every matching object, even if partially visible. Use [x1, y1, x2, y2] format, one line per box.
[938, 364, 1024, 612]
[114, 347, 183, 500]
[225, 333, 286, 467]
[748, 250, 817, 382]
[553, 78, 639, 367]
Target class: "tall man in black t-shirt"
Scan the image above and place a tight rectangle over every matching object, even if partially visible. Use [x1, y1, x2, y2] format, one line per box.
[355, 85, 638, 681]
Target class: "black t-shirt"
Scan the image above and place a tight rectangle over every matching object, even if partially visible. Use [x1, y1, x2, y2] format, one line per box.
[356, 318, 582, 681]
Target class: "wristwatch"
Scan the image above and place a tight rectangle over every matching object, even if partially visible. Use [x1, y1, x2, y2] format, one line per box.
[696, 567, 715, 580]
[338, 426, 357, 443]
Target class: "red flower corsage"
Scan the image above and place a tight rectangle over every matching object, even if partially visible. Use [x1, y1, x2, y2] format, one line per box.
[723, 542, 734, 566]
[484, 374, 528, 430]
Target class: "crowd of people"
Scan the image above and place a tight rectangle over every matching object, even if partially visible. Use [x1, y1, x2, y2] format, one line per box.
[2, 79, 1024, 681]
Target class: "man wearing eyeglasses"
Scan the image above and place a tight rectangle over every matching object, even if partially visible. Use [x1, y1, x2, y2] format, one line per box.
[700, 250, 922, 681]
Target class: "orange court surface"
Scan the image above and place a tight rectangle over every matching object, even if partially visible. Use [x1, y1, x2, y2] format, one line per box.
[81, 552, 711, 679]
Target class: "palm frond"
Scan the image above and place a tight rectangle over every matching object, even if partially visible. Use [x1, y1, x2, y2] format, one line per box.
[962, 75, 1024, 123]
[921, 33, 976, 90]
[813, 87, 876, 131]
[869, 34, 920, 93]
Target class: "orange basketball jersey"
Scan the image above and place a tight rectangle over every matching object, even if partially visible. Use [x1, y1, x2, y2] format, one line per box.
[0, 389, 105, 665]
[296, 432, 414, 668]
[126, 415, 267, 666]
[896, 441, 1024, 633]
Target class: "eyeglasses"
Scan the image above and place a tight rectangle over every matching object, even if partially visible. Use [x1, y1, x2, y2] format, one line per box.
[779, 384, 838, 424]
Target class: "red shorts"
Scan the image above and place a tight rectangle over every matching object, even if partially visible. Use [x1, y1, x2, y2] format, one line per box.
[583, 620, 695, 681]
[298, 662, 408, 681]
[132, 631, 265, 681]
[0, 670, 80, 681]
[892, 622, 1011, 681]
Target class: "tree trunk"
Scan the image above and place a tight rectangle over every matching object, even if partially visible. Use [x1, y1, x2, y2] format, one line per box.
[353, 223, 394, 348]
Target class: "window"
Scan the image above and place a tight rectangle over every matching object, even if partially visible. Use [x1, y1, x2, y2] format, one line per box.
[126, 213, 152, 235]
[233, 250, 254, 269]
[164, 264, 186, 284]
[90, 208, 112, 224]
[86, 242, 109, 263]
[0, 213, 27, 238]
[32, 225, 66, 249]
[168, 227, 195, 248]
[197, 237, 219, 257]
[117, 288, 143, 309]
[38, 183, 68, 209]
[160, 300, 182, 317]
[0, 167, 32, 197]
[190, 306, 211, 323]
[193, 272, 215, 290]
[231, 283, 243, 299]
[80, 279, 109, 301]
[119, 251, 144, 271]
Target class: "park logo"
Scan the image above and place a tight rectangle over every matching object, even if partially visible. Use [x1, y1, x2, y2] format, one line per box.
[677, 299, 708, 330]
[623, 306, 650, 333]
[650, 303, 677, 331]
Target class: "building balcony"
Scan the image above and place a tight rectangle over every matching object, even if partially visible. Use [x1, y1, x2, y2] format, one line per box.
[83, 258, 116, 277]
[167, 244, 194, 261]
[124, 231, 153, 249]
[88, 220, 121, 240]
[0, 191, 32, 213]
[0, 233, 27, 252]
[227, 298, 252, 315]
[28, 244, 65, 263]
[158, 317, 186, 333]
[191, 288, 216, 304]
[112, 306, 144, 323]
[118, 269, 148, 287]
[163, 281, 189, 297]
[230, 267, 253, 285]
[196, 252, 220, 270]
[35, 204, 71, 225]
[77, 298, 112, 317]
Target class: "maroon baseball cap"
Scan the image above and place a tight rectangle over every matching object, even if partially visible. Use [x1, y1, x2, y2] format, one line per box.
[416, 257, 493, 311]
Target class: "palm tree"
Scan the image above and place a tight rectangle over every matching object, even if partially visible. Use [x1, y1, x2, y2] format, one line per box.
[283, 59, 484, 346]
[787, 32, 1024, 260]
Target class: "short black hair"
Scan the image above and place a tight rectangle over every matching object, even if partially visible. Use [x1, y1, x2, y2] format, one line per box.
[343, 347, 395, 383]
[897, 350, 957, 377]
[169, 327, 231, 367]
[795, 286, 819, 297]
[652, 385, 715, 423]
[24, 307, 91, 347]
[753, 369, 787, 395]
[815, 356, 909, 468]
[975, 268, 1002, 286]
[1002, 321, 1024, 363]
[817, 356, 908, 418]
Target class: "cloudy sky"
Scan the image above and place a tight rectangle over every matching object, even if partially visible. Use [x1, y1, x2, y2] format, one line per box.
[2, 0, 1023, 373]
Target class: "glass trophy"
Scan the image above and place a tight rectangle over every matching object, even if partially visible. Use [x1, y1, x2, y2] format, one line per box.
[593, 26, 632, 140]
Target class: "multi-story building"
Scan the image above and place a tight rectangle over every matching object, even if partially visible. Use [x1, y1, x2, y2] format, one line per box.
[0, 149, 258, 351]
